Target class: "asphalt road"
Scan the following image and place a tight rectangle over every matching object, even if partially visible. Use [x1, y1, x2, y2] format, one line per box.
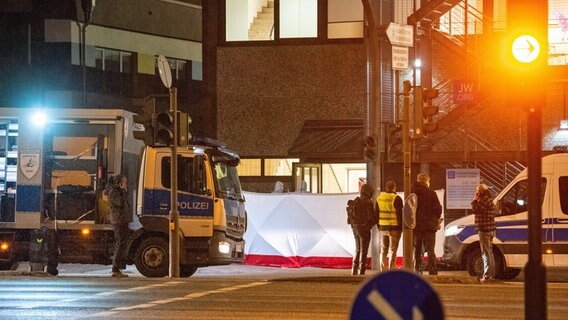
[0, 264, 567, 319]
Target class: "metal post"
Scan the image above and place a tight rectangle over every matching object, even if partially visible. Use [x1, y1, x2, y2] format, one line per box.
[169, 87, 180, 278]
[362, 0, 381, 270]
[81, 24, 87, 108]
[402, 80, 413, 270]
[525, 102, 546, 319]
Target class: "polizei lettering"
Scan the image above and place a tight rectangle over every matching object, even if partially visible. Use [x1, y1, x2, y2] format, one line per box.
[178, 201, 209, 210]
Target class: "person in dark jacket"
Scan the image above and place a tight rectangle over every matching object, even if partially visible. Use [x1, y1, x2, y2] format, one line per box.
[412, 173, 442, 275]
[471, 183, 497, 282]
[376, 180, 403, 271]
[105, 174, 132, 278]
[347, 183, 378, 276]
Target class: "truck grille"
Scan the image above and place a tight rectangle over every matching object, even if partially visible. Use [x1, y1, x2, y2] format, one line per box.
[226, 215, 246, 239]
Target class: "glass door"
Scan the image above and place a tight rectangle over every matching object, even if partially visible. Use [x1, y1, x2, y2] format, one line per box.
[292, 163, 321, 193]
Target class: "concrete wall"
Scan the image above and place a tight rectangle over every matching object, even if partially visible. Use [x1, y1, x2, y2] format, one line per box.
[216, 43, 366, 157]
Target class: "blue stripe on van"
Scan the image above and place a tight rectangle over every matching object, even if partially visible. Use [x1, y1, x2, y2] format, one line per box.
[456, 217, 568, 243]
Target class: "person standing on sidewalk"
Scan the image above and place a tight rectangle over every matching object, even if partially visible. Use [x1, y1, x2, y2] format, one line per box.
[412, 173, 442, 275]
[346, 183, 378, 275]
[376, 180, 403, 271]
[471, 183, 497, 282]
[105, 174, 132, 278]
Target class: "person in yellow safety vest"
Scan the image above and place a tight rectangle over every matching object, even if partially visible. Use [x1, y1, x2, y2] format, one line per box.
[376, 180, 403, 271]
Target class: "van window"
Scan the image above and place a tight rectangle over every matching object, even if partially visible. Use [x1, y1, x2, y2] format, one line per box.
[161, 156, 207, 194]
[559, 177, 568, 215]
[500, 178, 546, 216]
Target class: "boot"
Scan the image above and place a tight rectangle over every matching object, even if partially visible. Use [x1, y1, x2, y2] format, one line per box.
[351, 261, 359, 276]
[359, 263, 366, 275]
[351, 265, 359, 276]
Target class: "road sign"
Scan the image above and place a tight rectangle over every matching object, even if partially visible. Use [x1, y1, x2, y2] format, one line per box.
[511, 35, 541, 63]
[386, 23, 413, 47]
[392, 46, 409, 70]
[157, 55, 172, 88]
[350, 270, 444, 320]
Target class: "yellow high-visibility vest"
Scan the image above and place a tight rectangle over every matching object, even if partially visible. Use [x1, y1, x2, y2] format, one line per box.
[377, 192, 398, 226]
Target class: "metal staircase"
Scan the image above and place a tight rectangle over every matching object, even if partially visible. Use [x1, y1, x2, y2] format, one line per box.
[410, 0, 526, 193]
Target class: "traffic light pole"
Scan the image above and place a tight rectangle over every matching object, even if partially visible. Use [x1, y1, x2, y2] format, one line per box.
[402, 80, 413, 270]
[169, 87, 180, 278]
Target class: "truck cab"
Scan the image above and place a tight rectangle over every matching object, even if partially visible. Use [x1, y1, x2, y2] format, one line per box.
[132, 141, 246, 277]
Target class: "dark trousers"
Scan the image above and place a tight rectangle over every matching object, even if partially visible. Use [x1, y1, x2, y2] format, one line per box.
[413, 230, 437, 274]
[352, 225, 371, 273]
[112, 223, 129, 272]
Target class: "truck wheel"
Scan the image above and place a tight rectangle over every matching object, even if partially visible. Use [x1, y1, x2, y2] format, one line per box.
[466, 247, 503, 278]
[134, 236, 169, 278]
[180, 265, 198, 277]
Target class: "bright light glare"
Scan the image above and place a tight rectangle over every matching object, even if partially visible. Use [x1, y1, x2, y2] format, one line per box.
[81, 228, 90, 236]
[444, 225, 464, 236]
[218, 241, 231, 254]
[414, 58, 422, 68]
[0, 242, 8, 251]
[32, 111, 48, 127]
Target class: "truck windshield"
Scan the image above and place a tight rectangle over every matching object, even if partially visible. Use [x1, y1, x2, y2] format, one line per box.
[213, 161, 244, 201]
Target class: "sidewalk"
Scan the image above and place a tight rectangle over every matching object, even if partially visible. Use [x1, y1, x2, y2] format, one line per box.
[1, 262, 480, 284]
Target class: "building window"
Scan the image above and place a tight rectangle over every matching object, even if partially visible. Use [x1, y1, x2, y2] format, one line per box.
[95, 48, 132, 73]
[328, 0, 363, 39]
[237, 158, 298, 176]
[237, 158, 262, 176]
[279, 0, 318, 39]
[264, 158, 297, 176]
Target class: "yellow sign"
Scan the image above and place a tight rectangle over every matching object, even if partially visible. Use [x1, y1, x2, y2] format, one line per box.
[511, 35, 540, 63]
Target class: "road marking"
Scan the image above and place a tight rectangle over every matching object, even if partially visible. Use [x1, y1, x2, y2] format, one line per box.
[87, 281, 269, 317]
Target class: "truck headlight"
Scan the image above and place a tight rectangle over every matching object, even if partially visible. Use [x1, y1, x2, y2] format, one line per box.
[218, 241, 231, 254]
[445, 225, 465, 236]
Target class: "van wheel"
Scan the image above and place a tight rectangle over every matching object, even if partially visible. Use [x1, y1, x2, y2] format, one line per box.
[135, 236, 169, 278]
[180, 265, 198, 277]
[466, 248, 484, 277]
[465, 246, 503, 278]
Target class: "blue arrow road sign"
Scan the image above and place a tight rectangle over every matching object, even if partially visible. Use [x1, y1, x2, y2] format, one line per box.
[350, 270, 444, 320]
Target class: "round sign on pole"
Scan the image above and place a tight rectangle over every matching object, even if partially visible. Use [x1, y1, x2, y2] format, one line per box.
[350, 270, 444, 320]
[511, 35, 540, 64]
[157, 54, 172, 88]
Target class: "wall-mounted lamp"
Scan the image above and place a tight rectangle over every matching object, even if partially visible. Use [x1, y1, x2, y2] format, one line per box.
[560, 120, 568, 130]
[414, 58, 422, 68]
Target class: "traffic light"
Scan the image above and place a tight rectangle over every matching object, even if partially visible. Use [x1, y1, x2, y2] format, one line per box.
[502, 0, 547, 106]
[177, 112, 192, 147]
[363, 135, 377, 160]
[387, 123, 402, 161]
[153, 111, 174, 146]
[133, 97, 155, 145]
[422, 88, 439, 135]
[413, 87, 439, 138]
[413, 86, 424, 138]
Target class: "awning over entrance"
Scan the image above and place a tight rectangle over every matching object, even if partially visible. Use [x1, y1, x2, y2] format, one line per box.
[288, 119, 364, 162]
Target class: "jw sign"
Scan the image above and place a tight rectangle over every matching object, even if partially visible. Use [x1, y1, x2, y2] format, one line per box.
[453, 80, 476, 104]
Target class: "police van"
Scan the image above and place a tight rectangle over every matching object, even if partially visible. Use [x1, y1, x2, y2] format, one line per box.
[0, 108, 246, 277]
[443, 153, 568, 279]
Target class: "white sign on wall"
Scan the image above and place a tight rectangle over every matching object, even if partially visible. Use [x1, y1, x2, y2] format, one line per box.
[446, 168, 480, 209]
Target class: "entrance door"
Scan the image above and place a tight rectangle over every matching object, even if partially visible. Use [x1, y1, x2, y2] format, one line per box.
[292, 163, 321, 193]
